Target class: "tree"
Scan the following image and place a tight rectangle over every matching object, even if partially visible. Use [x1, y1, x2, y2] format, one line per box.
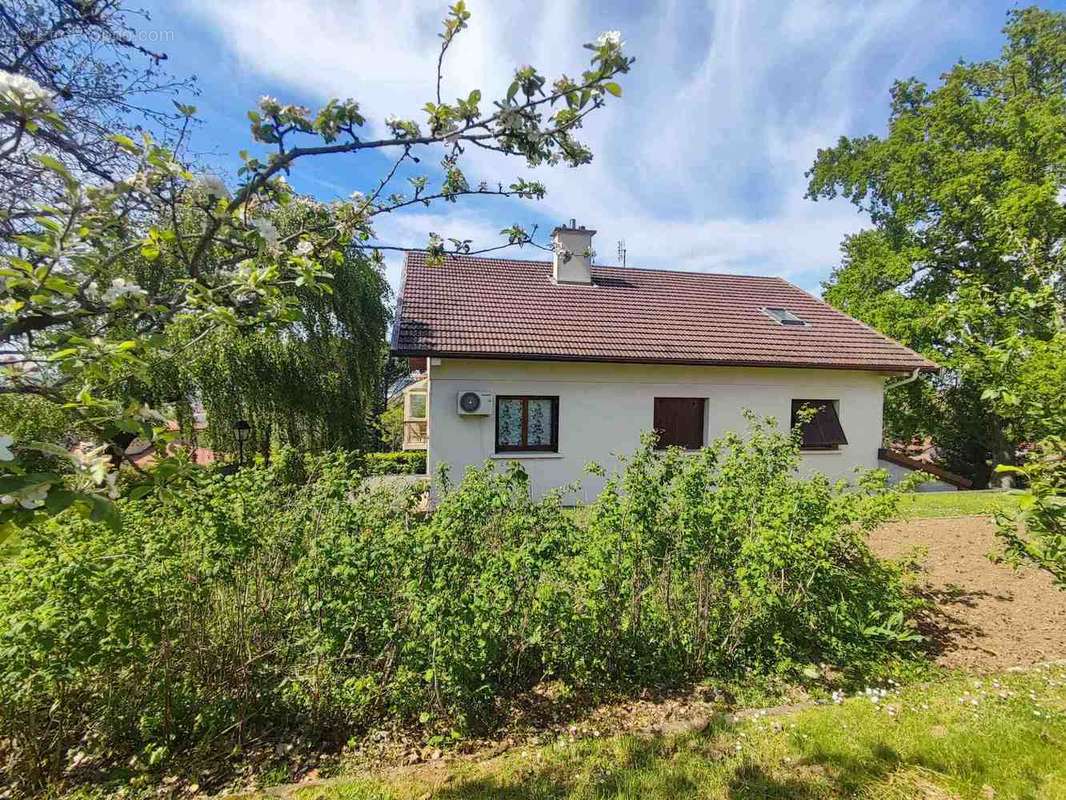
[135, 199, 392, 456]
[805, 7, 1066, 487]
[0, 2, 633, 536]
[0, 0, 195, 238]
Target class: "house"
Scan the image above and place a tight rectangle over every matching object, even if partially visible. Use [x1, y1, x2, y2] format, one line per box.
[391, 222, 940, 501]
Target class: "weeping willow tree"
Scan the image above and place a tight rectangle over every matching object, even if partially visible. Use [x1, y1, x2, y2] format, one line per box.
[141, 198, 391, 457]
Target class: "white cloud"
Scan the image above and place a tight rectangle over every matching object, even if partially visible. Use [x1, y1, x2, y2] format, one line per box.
[182, 0, 990, 294]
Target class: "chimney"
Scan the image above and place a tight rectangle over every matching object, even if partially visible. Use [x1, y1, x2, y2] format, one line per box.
[552, 219, 595, 284]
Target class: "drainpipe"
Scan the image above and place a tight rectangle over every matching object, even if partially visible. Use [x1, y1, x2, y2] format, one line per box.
[884, 366, 923, 392]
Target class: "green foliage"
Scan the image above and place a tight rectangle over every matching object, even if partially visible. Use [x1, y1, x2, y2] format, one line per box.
[807, 7, 1066, 486]
[363, 451, 426, 475]
[0, 395, 74, 472]
[994, 437, 1066, 587]
[0, 419, 919, 792]
[141, 199, 392, 455]
[377, 403, 406, 451]
[556, 418, 920, 685]
[0, 5, 633, 533]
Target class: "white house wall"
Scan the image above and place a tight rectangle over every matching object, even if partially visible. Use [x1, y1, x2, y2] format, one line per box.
[427, 358, 888, 503]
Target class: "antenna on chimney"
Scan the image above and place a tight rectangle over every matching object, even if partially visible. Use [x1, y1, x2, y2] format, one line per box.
[617, 239, 627, 267]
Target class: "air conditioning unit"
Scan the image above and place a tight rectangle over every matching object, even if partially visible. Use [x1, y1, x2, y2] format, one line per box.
[457, 390, 493, 416]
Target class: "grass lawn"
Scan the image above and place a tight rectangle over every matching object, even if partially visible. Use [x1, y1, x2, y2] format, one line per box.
[285, 667, 1066, 800]
[897, 489, 1018, 519]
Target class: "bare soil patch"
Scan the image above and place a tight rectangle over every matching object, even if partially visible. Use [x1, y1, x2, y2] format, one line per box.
[870, 515, 1066, 670]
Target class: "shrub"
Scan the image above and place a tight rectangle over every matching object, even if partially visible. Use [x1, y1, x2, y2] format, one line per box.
[994, 436, 1066, 587]
[0, 418, 919, 793]
[376, 403, 405, 451]
[363, 450, 427, 475]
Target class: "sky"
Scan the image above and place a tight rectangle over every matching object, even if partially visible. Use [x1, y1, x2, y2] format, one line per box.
[131, 0, 1065, 299]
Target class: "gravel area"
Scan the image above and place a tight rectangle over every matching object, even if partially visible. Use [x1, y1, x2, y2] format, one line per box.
[870, 515, 1066, 671]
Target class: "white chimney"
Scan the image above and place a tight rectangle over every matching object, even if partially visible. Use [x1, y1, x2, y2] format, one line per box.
[552, 219, 595, 284]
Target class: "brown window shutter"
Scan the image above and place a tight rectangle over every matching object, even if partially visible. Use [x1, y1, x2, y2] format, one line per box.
[791, 400, 848, 449]
[653, 398, 706, 449]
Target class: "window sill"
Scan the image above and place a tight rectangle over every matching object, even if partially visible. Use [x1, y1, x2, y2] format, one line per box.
[491, 452, 564, 460]
[800, 448, 845, 455]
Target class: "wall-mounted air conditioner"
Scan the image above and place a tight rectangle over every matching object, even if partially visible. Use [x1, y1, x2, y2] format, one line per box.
[457, 391, 493, 416]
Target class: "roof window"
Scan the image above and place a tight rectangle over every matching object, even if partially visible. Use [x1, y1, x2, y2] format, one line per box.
[762, 307, 808, 326]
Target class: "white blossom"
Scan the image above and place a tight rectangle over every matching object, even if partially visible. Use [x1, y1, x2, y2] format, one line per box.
[71, 444, 111, 484]
[294, 240, 313, 256]
[103, 278, 147, 304]
[0, 434, 14, 462]
[194, 174, 230, 199]
[595, 30, 623, 48]
[0, 71, 52, 108]
[252, 217, 279, 248]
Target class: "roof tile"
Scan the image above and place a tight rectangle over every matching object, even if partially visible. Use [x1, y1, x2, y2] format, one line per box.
[392, 252, 937, 373]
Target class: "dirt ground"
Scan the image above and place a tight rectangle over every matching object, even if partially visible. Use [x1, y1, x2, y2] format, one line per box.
[870, 515, 1066, 671]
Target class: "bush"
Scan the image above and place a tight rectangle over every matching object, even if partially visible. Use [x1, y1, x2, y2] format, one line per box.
[363, 450, 427, 475]
[376, 403, 405, 451]
[994, 436, 1066, 587]
[0, 418, 920, 793]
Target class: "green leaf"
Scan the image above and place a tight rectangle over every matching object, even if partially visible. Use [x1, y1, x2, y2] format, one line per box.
[172, 100, 198, 117]
[603, 82, 622, 97]
[109, 134, 141, 153]
[81, 493, 121, 531]
[44, 489, 77, 514]
[35, 154, 74, 185]
[0, 473, 57, 494]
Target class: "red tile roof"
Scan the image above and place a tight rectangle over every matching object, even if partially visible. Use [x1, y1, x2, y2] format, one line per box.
[392, 251, 938, 373]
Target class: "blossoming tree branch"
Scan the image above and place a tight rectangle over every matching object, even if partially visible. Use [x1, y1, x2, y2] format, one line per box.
[0, 2, 632, 536]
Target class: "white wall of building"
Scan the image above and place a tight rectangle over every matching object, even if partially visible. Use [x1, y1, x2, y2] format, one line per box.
[426, 358, 890, 503]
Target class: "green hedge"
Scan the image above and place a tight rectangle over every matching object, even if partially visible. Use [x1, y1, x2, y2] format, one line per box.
[363, 450, 427, 475]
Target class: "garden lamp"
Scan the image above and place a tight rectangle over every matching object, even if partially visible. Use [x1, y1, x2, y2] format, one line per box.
[233, 419, 251, 467]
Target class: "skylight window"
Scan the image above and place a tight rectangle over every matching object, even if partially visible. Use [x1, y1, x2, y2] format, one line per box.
[762, 307, 808, 327]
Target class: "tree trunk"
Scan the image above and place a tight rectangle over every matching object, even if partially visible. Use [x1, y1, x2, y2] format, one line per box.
[991, 428, 1016, 489]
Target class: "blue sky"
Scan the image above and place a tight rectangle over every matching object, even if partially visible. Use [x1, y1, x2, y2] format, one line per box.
[132, 1, 1064, 298]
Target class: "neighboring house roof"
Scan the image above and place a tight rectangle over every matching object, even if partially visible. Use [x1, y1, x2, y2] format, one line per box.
[877, 448, 973, 489]
[128, 442, 217, 468]
[392, 252, 938, 373]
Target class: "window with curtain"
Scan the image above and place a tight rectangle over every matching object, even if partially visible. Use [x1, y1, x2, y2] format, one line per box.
[495, 396, 559, 452]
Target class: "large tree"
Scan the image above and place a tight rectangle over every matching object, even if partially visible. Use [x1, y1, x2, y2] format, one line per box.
[806, 7, 1066, 487]
[0, 1, 633, 534]
[138, 199, 392, 455]
[0, 0, 194, 237]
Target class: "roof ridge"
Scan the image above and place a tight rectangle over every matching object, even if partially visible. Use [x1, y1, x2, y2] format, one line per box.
[404, 249, 803, 284]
